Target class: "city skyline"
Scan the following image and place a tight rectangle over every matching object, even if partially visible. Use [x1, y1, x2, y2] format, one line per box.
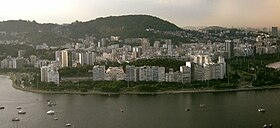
[0, 0, 279, 28]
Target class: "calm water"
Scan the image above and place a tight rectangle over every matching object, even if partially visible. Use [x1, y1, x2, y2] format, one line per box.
[0, 76, 280, 128]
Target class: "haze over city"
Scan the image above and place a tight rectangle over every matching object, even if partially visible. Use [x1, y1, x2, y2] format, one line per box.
[0, 0, 279, 28]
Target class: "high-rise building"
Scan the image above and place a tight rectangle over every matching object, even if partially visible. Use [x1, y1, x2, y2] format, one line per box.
[138, 67, 147, 81]
[180, 62, 192, 83]
[125, 65, 137, 82]
[272, 27, 278, 36]
[41, 66, 49, 82]
[193, 63, 204, 81]
[47, 70, 60, 85]
[225, 40, 234, 59]
[158, 67, 166, 82]
[41, 65, 60, 84]
[61, 50, 68, 67]
[92, 65, 105, 81]
[141, 38, 150, 51]
[55, 50, 69, 67]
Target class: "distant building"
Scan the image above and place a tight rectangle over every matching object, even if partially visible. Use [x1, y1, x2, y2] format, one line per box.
[192, 55, 211, 64]
[272, 27, 278, 36]
[141, 38, 150, 51]
[18, 50, 26, 58]
[34, 60, 50, 68]
[36, 43, 49, 50]
[29, 55, 37, 66]
[225, 40, 234, 59]
[153, 41, 161, 49]
[0, 57, 27, 69]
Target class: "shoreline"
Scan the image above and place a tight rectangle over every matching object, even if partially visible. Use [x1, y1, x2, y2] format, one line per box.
[11, 82, 280, 96]
[2, 74, 280, 95]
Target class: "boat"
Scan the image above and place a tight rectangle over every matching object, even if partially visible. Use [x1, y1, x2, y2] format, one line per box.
[12, 117, 20, 121]
[185, 108, 190, 111]
[199, 104, 205, 108]
[53, 118, 59, 120]
[0, 106, 4, 109]
[18, 110, 26, 114]
[48, 101, 56, 106]
[258, 108, 265, 112]
[268, 124, 273, 128]
[65, 123, 71, 127]
[17, 106, 22, 109]
[120, 109, 124, 112]
[46, 110, 55, 115]
[47, 101, 52, 106]
[65, 119, 71, 127]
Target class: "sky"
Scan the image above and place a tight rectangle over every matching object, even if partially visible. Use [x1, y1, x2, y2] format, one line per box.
[0, 0, 280, 28]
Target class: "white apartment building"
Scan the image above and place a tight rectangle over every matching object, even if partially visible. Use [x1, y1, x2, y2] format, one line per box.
[105, 67, 125, 81]
[41, 65, 60, 85]
[180, 64, 192, 83]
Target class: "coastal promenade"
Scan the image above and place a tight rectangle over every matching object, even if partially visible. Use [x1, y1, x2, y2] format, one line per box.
[11, 80, 280, 96]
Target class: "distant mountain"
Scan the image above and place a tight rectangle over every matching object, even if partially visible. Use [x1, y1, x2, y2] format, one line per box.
[0, 20, 57, 33]
[0, 20, 69, 45]
[65, 15, 183, 38]
[203, 26, 227, 31]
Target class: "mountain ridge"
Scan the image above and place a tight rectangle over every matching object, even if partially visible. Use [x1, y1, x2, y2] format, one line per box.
[0, 15, 187, 45]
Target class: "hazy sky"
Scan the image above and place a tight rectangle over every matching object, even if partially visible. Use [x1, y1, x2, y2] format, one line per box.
[0, 0, 280, 27]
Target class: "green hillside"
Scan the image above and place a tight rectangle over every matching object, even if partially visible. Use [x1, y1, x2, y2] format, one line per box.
[65, 15, 183, 38]
[0, 15, 187, 45]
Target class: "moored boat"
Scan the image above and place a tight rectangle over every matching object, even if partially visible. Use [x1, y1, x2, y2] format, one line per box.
[18, 110, 26, 114]
[258, 108, 265, 112]
[46, 110, 55, 115]
[65, 123, 71, 127]
[199, 104, 205, 108]
[12, 117, 20, 121]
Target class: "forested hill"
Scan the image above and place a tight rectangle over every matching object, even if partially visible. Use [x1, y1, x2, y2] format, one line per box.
[0, 15, 187, 45]
[0, 20, 68, 45]
[65, 15, 183, 38]
[0, 20, 58, 32]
